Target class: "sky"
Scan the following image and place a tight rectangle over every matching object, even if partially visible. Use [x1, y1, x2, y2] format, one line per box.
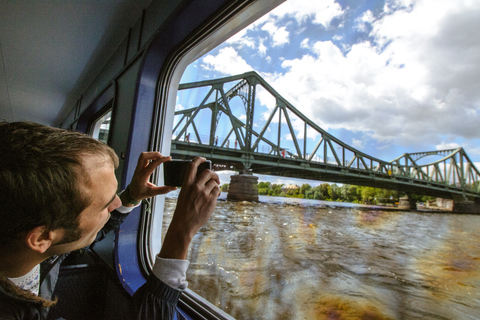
[176, 0, 480, 186]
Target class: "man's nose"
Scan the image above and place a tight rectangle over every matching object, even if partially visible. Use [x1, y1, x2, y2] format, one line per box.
[108, 195, 122, 212]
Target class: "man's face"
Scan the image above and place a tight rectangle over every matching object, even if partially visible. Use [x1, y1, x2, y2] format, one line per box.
[48, 156, 121, 254]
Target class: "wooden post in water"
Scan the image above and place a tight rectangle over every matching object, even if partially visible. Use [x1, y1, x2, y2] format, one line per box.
[227, 174, 259, 202]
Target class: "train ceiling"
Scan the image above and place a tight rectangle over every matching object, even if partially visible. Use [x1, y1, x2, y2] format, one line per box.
[0, 0, 150, 126]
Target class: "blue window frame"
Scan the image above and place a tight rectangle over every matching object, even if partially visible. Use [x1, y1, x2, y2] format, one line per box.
[111, 1, 285, 319]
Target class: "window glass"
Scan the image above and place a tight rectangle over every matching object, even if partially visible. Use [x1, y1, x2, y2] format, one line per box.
[89, 110, 112, 144]
[161, 0, 480, 319]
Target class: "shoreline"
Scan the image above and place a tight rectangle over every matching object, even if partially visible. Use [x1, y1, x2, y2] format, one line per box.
[167, 191, 456, 213]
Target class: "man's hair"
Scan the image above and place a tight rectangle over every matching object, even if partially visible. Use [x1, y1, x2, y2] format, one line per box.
[0, 122, 119, 245]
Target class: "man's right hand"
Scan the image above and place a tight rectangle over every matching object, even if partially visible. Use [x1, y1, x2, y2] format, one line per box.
[159, 157, 221, 260]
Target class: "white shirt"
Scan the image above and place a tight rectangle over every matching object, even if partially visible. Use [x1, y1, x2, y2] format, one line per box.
[8, 264, 40, 295]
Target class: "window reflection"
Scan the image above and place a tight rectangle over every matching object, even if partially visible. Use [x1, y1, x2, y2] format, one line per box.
[89, 110, 112, 144]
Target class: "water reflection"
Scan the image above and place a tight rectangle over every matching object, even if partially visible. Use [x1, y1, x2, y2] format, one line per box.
[162, 194, 480, 319]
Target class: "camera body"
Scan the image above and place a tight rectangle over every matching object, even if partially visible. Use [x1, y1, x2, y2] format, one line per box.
[163, 159, 212, 187]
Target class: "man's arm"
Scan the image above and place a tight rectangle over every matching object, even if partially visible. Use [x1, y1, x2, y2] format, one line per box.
[159, 157, 220, 260]
[132, 156, 221, 320]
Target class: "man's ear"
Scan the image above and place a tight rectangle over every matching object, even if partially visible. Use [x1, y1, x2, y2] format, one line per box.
[25, 226, 55, 254]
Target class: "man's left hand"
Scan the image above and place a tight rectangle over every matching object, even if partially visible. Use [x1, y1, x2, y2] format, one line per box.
[121, 152, 177, 207]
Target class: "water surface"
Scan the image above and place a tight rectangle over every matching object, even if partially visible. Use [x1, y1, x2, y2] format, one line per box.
[163, 194, 480, 319]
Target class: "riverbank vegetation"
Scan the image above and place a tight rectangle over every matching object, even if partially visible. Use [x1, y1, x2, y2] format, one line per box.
[220, 182, 432, 205]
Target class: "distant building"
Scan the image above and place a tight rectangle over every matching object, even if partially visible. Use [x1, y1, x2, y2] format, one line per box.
[282, 184, 299, 193]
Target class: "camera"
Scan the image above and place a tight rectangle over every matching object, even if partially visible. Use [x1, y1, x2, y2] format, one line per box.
[163, 159, 212, 187]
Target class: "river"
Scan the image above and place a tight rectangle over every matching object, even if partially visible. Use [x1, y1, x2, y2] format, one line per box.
[162, 193, 480, 319]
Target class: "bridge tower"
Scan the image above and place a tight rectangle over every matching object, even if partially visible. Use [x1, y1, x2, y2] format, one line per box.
[226, 74, 259, 201]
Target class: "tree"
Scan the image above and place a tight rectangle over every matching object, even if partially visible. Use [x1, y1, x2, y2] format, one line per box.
[328, 184, 339, 201]
[318, 183, 330, 199]
[305, 189, 315, 199]
[348, 185, 360, 202]
[360, 186, 377, 203]
[300, 183, 311, 196]
[258, 181, 271, 189]
[272, 184, 284, 196]
[258, 187, 269, 195]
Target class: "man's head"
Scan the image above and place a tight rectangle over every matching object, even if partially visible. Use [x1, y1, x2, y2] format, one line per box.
[0, 121, 120, 253]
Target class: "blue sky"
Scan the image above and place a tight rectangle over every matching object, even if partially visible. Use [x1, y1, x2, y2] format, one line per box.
[177, 0, 480, 186]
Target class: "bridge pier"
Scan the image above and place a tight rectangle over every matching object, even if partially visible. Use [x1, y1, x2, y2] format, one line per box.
[227, 174, 259, 202]
[451, 201, 480, 213]
[452, 195, 480, 214]
[398, 195, 417, 210]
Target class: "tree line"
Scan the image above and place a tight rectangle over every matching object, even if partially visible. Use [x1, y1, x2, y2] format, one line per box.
[220, 181, 433, 204]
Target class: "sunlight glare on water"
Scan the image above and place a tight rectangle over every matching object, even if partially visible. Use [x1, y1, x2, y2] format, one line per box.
[162, 194, 480, 319]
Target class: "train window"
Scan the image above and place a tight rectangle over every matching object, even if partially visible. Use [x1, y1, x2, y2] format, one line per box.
[89, 109, 112, 143]
[148, 0, 479, 319]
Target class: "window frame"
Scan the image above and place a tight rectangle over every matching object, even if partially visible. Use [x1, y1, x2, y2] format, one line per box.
[76, 83, 116, 137]
[115, 0, 286, 318]
[88, 107, 113, 143]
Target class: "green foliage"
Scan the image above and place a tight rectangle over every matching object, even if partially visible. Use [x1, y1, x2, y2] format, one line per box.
[258, 187, 269, 195]
[220, 183, 229, 192]
[300, 183, 311, 195]
[258, 181, 271, 189]
[255, 180, 412, 205]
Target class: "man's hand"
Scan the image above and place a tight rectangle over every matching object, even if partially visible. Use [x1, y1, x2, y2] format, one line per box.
[121, 152, 177, 207]
[160, 157, 221, 260]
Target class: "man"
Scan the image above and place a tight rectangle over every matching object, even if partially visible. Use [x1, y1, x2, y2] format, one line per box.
[0, 121, 221, 319]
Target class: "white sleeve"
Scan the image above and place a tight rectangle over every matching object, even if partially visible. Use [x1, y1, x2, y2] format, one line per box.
[115, 190, 142, 214]
[115, 204, 139, 214]
[151, 255, 190, 291]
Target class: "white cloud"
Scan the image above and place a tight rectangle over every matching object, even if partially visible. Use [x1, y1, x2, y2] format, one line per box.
[354, 10, 375, 32]
[436, 142, 461, 151]
[300, 38, 309, 48]
[465, 144, 480, 159]
[265, 0, 344, 28]
[201, 47, 254, 75]
[221, 0, 344, 57]
[352, 138, 365, 149]
[258, 39, 267, 56]
[332, 34, 343, 42]
[226, 28, 256, 49]
[256, 85, 277, 114]
[262, 0, 480, 151]
[261, 23, 290, 47]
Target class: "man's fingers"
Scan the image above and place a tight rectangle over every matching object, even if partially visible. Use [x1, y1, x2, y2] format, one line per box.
[183, 156, 206, 186]
[135, 152, 171, 179]
[205, 179, 221, 197]
[196, 168, 220, 186]
[136, 151, 161, 168]
[147, 186, 177, 197]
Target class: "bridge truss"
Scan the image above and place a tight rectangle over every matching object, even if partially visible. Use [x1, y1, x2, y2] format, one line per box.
[172, 72, 480, 200]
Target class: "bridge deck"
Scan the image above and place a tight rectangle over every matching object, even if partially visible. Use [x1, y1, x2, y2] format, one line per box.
[171, 141, 478, 200]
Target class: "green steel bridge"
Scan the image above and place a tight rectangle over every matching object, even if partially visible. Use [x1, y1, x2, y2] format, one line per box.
[171, 71, 480, 204]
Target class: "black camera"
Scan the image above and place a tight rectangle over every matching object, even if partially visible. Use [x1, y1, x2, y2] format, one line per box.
[163, 159, 212, 187]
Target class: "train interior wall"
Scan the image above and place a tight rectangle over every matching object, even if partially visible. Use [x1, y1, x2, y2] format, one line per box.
[41, 0, 284, 317]
[50, 0, 189, 317]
